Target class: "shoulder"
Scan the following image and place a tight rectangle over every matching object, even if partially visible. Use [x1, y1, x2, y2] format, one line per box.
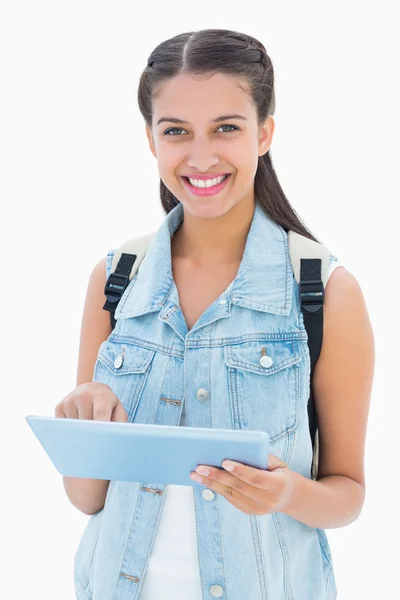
[322, 265, 374, 358]
[324, 265, 369, 324]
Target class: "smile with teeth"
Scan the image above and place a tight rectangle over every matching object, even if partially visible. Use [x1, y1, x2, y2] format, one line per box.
[184, 174, 229, 188]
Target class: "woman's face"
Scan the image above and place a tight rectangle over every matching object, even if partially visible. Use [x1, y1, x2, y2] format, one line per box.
[146, 71, 274, 220]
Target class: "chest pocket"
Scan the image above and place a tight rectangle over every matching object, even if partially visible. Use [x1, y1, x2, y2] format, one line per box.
[224, 339, 302, 445]
[93, 340, 156, 422]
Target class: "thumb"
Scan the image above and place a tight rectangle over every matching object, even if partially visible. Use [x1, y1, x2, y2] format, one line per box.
[111, 401, 129, 423]
[267, 454, 288, 472]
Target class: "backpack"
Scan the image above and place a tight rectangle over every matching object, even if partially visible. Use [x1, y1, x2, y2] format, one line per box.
[102, 229, 330, 481]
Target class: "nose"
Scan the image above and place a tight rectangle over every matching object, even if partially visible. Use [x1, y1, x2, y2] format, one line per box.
[186, 138, 220, 173]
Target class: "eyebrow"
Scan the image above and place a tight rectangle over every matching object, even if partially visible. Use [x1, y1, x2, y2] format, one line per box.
[156, 114, 248, 126]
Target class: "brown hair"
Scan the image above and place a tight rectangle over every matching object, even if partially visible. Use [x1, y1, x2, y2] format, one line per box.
[137, 28, 320, 243]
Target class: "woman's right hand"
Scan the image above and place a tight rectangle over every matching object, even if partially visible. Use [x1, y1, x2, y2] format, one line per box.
[54, 382, 129, 423]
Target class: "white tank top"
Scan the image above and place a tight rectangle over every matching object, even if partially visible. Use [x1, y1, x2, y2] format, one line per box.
[138, 260, 343, 599]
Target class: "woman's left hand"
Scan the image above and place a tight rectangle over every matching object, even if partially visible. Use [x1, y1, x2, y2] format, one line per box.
[190, 454, 295, 516]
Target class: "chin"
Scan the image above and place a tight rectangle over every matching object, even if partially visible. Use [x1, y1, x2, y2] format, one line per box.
[179, 199, 237, 220]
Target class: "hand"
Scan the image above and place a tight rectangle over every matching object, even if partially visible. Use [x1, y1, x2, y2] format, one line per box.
[55, 381, 129, 423]
[189, 454, 295, 516]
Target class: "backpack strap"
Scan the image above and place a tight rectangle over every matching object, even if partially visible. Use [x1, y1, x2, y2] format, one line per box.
[103, 232, 155, 330]
[288, 230, 330, 480]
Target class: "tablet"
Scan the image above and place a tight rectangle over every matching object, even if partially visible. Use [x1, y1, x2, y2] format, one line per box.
[26, 415, 270, 486]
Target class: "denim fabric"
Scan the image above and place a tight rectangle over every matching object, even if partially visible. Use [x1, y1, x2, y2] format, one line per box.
[73, 202, 338, 600]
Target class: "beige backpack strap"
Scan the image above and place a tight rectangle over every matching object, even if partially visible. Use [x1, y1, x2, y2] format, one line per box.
[111, 232, 155, 280]
[288, 230, 331, 288]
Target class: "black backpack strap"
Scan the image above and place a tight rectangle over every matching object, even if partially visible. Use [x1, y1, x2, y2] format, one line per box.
[299, 257, 324, 459]
[102, 232, 156, 331]
[103, 253, 137, 330]
[288, 229, 331, 480]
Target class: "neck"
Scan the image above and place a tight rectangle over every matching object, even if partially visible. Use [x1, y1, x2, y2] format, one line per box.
[172, 197, 255, 265]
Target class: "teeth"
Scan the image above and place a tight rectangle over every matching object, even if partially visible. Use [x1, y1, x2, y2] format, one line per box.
[188, 175, 227, 188]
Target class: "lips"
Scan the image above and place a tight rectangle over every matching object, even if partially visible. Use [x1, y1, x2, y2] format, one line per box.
[181, 173, 232, 197]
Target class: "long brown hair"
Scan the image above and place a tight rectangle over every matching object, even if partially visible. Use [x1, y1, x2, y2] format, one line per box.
[137, 28, 320, 243]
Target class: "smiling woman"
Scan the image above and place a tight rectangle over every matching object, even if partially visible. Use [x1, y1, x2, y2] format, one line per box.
[145, 69, 273, 220]
[68, 28, 374, 600]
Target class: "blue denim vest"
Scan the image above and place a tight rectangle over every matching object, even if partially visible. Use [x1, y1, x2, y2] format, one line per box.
[73, 202, 338, 600]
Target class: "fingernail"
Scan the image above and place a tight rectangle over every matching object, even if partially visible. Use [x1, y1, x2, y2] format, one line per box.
[222, 461, 236, 471]
[196, 466, 210, 476]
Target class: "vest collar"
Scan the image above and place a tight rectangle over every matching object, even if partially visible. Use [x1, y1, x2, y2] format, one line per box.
[115, 202, 293, 320]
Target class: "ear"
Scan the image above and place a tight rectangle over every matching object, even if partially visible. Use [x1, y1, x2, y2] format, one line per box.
[145, 124, 157, 158]
[258, 115, 275, 157]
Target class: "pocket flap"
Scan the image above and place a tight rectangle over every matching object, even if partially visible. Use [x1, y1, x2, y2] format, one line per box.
[224, 339, 302, 376]
[97, 340, 155, 375]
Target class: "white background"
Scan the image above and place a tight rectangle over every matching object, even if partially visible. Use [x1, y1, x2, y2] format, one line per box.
[1, 1, 397, 598]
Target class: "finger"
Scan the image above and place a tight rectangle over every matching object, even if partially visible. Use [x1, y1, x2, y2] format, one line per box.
[111, 400, 128, 423]
[192, 466, 261, 505]
[63, 398, 79, 419]
[92, 398, 113, 421]
[60, 392, 78, 419]
[209, 467, 264, 503]
[197, 476, 265, 515]
[76, 395, 94, 421]
[220, 462, 271, 490]
[54, 403, 65, 418]
[228, 495, 266, 516]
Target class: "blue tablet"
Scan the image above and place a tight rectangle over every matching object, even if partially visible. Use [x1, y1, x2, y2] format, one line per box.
[26, 415, 270, 486]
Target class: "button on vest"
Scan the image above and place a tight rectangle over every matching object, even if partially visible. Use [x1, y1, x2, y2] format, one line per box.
[196, 388, 209, 401]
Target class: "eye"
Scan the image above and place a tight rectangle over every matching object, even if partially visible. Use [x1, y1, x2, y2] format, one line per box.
[163, 124, 239, 136]
[218, 124, 239, 133]
[164, 127, 186, 136]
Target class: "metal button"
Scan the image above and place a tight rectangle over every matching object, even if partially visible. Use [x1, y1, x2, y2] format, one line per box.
[114, 355, 124, 369]
[202, 488, 215, 501]
[196, 388, 209, 401]
[210, 584, 224, 597]
[260, 355, 273, 368]
[114, 346, 126, 369]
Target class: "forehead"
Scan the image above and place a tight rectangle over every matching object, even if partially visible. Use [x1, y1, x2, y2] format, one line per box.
[152, 72, 254, 121]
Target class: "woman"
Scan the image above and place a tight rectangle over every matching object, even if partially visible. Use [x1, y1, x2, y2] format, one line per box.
[59, 28, 374, 600]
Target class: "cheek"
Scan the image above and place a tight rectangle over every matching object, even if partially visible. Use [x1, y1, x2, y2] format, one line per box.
[158, 149, 182, 175]
[240, 146, 260, 179]
[226, 141, 257, 169]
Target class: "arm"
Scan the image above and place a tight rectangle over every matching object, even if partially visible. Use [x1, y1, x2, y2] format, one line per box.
[63, 476, 110, 516]
[282, 472, 365, 529]
[282, 266, 374, 529]
[62, 256, 112, 516]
